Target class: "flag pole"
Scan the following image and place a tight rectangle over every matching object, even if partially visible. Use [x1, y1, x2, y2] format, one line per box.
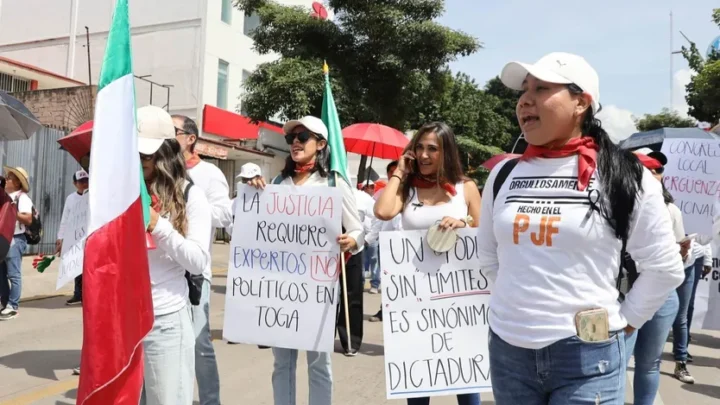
[337, 172, 352, 351]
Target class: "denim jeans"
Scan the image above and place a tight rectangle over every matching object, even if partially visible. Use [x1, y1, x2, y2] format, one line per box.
[141, 306, 195, 405]
[489, 328, 626, 405]
[73, 275, 82, 299]
[625, 292, 679, 405]
[0, 235, 27, 309]
[272, 347, 332, 405]
[363, 243, 380, 289]
[193, 279, 220, 405]
[406, 393, 480, 405]
[686, 257, 704, 337]
[672, 264, 695, 362]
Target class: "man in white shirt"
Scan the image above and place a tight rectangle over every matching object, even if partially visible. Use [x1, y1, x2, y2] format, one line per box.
[172, 115, 232, 405]
[355, 181, 380, 293]
[226, 162, 262, 238]
[56, 170, 89, 306]
[0, 167, 34, 321]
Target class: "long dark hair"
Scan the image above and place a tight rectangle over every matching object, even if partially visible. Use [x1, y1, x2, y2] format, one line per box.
[661, 181, 674, 204]
[280, 139, 330, 179]
[568, 84, 643, 240]
[146, 138, 189, 235]
[401, 122, 467, 203]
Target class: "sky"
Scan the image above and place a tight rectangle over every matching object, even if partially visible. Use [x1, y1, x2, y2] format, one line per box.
[439, 0, 720, 141]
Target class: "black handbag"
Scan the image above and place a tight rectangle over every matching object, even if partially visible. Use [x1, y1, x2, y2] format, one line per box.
[183, 181, 204, 306]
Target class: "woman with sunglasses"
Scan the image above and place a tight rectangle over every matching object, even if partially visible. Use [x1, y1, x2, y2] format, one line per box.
[247, 115, 364, 405]
[137, 106, 212, 405]
[374, 121, 482, 405]
[476, 53, 684, 404]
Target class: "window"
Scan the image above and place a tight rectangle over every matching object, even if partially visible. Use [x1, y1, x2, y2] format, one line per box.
[221, 0, 232, 24]
[243, 11, 260, 37]
[217, 60, 229, 109]
[0, 73, 30, 92]
[240, 69, 251, 115]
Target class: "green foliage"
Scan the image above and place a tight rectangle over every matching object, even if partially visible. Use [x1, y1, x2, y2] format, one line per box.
[236, 0, 512, 185]
[680, 8, 720, 124]
[484, 76, 521, 150]
[634, 108, 696, 132]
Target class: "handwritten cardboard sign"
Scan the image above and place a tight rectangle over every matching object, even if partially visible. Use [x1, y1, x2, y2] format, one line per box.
[222, 185, 343, 352]
[57, 193, 89, 289]
[661, 140, 720, 235]
[690, 239, 720, 331]
[379, 229, 492, 399]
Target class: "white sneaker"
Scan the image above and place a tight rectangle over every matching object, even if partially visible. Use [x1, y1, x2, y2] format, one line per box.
[369, 287, 379, 294]
[0, 306, 18, 320]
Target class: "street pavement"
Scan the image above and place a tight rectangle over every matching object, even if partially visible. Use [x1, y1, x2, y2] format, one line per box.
[0, 243, 718, 404]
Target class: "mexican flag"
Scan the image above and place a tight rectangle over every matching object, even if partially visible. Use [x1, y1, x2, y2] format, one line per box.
[321, 62, 350, 186]
[76, 0, 154, 404]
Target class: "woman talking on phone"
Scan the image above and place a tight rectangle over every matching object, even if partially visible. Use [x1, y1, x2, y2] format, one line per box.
[248, 116, 363, 405]
[374, 121, 482, 405]
[476, 53, 684, 404]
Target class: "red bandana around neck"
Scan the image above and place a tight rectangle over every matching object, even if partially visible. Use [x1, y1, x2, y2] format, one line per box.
[186, 153, 201, 170]
[521, 136, 598, 191]
[295, 161, 316, 174]
[411, 176, 457, 196]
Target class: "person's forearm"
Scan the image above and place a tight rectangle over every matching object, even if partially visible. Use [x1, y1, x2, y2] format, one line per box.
[374, 175, 403, 219]
[17, 213, 32, 226]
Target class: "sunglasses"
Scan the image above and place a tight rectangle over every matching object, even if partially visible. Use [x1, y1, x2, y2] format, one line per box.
[652, 167, 665, 175]
[140, 153, 154, 162]
[284, 131, 317, 145]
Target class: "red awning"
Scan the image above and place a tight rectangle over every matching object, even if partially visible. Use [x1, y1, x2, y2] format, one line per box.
[202, 105, 282, 140]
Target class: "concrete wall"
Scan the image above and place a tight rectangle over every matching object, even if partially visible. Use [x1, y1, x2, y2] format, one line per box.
[13, 86, 97, 130]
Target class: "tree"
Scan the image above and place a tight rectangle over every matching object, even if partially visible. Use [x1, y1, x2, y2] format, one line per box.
[680, 8, 720, 125]
[237, 0, 479, 130]
[634, 108, 696, 132]
[483, 77, 522, 151]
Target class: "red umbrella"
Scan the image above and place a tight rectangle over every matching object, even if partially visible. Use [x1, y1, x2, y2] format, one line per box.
[57, 120, 93, 164]
[342, 123, 409, 160]
[481, 153, 521, 171]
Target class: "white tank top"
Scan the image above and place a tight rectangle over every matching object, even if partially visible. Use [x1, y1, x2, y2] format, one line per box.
[401, 182, 467, 231]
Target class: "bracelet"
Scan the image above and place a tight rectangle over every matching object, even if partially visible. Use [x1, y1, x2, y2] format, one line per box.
[460, 216, 473, 227]
[391, 174, 405, 182]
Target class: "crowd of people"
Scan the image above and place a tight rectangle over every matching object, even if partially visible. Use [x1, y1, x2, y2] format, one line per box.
[0, 51, 715, 405]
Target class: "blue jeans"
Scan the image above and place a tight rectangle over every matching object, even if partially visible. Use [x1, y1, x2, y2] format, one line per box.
[625, 292, 679, 405]
[363, 243, 380, 289]
[141, 306, 195, 405]
[686, 257, 704, 337]
[407, 393, 480, 405]
[489, 328, 626, 405]
[272, 348, 332, 405]
[193, 279, 220, 405]
[672, 264, 695, 362]
[0, 235, 27, 309]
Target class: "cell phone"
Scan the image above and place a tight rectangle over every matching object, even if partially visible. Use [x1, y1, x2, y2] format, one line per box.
[680, 233, 697, 243]
[575, 308, 610, 342]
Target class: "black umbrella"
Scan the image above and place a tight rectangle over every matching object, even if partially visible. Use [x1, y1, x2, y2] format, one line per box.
[619, 127, 719, 151]
[0, 91, 42, 141]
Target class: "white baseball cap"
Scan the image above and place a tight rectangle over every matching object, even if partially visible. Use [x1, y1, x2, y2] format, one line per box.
[137, 105, 176, 155]
[237, 163, 262, 180]
[74, 169, 89, 181]
[500, 52, 600, 113]
[282, 116, 328, 140]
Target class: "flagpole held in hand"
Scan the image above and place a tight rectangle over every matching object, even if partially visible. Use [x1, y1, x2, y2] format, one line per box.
[337, 172, 352, 352]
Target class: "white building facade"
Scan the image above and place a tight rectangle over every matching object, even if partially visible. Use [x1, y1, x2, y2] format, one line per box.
[0, 0, 315, 183]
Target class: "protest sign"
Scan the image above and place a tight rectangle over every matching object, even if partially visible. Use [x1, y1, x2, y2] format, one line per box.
[661, 139, 720, 235]
[379, 229, 491, 399]
[690, 240, 720, 331]
[57, 193, 89, 289]
[223, 185, 343, 352]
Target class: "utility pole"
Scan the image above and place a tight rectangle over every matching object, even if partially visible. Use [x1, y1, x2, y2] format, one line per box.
[66, 0, 80, 77]
[85, 26, 92, 86]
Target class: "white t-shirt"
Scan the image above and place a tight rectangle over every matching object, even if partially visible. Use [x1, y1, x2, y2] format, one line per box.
[187, 160, 233, 280]
[477, 156, 685, 349]
[9, 190, 33, 236]
[149, 182, 212, 316]
[401, 183, 467, 231]
[353, 189, 376, 235]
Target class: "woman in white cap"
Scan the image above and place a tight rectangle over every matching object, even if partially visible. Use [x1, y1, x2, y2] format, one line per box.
[136, 106, 212, 405]
[476, 53, 684, 404]
[247, 115, 363, 405]
[0, 166, 33, 321]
